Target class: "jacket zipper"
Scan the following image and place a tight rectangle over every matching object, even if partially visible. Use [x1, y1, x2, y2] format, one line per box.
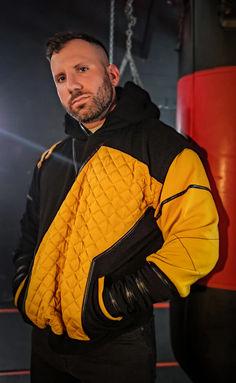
[72, 140, 104, 177]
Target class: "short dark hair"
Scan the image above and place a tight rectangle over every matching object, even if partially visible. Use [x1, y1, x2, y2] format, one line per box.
[45, 31, 109, 61]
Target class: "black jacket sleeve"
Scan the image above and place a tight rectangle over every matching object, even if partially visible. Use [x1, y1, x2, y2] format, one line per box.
[103, 262, 178, 317]
[12, 166, 40, 297]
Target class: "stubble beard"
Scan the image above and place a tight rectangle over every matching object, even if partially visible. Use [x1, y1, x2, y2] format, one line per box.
[66, 71, 114, 124]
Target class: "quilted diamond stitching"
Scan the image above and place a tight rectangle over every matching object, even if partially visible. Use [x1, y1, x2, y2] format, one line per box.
[25, 146, 161, 340]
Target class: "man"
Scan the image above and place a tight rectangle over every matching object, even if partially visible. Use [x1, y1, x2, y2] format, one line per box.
[13, 32, 219, 383]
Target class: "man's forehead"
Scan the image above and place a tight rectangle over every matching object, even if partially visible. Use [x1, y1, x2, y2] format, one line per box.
[50, 39, 108, 69]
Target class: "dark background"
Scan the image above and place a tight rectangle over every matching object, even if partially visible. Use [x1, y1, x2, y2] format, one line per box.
[0, 1, 193, 381]
[0, 0, 179, 303]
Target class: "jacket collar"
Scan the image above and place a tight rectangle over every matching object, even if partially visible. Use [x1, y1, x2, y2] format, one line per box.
[64, 82, 160, 139]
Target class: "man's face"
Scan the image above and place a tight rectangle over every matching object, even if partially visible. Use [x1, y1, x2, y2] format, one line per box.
[50, 39, 119, 125]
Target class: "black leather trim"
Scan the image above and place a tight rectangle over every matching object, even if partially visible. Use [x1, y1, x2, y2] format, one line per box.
[156, 184, 211, 220]
[148, 262, 179, 297]
[81, 207, 163, 340]
[15, 261, 34, 326]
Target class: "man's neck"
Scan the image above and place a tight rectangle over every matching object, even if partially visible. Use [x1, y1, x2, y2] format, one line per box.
[88, 122, 105, 133]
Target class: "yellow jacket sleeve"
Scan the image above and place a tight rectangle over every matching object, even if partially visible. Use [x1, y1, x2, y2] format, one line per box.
[147, 148, 219, 297]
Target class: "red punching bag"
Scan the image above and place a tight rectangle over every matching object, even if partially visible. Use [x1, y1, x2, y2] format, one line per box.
[177, 66, 236, 290]
[170, 1, 236, 382]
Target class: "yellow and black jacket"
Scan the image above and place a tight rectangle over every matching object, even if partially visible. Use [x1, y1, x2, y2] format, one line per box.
[13, 82, 219, 351]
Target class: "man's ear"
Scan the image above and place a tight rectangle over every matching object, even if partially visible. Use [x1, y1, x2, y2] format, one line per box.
[107, 64, 120, 86]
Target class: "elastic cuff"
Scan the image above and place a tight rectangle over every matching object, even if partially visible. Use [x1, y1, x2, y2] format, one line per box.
[103, 286, 121, 317]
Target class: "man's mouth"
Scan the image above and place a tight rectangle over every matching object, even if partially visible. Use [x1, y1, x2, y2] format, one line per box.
[71, 95, 90, 106]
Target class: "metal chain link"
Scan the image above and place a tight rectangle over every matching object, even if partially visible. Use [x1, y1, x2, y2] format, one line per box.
[124, 0, 137, 55]
[109, 0, 115, 64]
[119, 0, 143, 88]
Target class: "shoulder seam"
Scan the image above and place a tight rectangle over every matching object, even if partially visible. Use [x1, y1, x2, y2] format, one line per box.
[156, 184, 211, 220]
[37, 141, 62, 168]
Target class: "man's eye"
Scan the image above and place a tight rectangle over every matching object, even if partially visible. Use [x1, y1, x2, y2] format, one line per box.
[79, 67, 88, 72]
[57, 76, 66, 83]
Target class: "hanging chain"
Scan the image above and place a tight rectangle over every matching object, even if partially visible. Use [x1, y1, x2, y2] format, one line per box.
[124, 0, 137, 56]
[109, 0, 115, 64]
[119, 0, 143, 88]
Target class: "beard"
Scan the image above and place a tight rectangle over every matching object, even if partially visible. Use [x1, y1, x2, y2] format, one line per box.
[66, 70, 114, 124]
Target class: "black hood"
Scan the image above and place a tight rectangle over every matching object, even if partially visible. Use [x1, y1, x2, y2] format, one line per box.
[65, 81, 160, 139]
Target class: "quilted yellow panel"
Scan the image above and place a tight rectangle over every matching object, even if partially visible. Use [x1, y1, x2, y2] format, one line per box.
[25, 146, 162, 340]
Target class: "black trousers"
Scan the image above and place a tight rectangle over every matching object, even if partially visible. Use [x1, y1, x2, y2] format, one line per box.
[31, 320, 156, 383]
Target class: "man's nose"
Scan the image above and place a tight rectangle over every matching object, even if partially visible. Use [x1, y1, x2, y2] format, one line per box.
[67, 73, 83, 93]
